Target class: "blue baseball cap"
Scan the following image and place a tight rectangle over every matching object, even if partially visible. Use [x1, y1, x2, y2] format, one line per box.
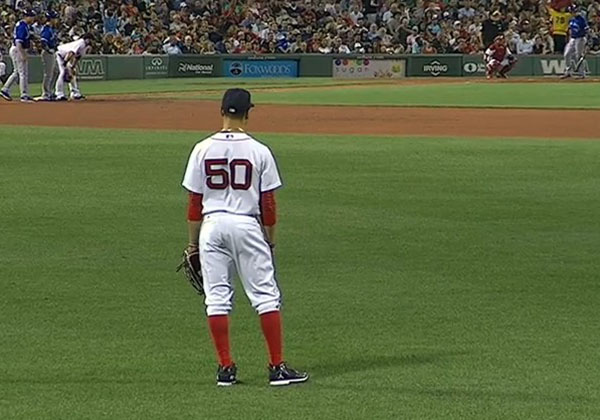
[46, 10, 59, 19]
[221, 89, 254, 117]
[24, 9, 37, 17]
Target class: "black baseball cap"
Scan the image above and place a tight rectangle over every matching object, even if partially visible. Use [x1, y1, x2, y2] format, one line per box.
[221, 88, 254, 117]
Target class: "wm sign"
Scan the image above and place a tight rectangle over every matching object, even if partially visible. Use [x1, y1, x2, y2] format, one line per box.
[77, 58, 106, 80]
[540, 59, 566, 75]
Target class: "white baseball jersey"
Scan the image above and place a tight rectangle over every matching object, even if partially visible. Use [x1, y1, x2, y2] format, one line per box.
[57, 38, 87, 59]
[182, 131, 282, 216]
[182, 130, 283, 317]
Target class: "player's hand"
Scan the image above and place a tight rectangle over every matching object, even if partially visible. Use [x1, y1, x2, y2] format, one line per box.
[176, 245, 203, 296]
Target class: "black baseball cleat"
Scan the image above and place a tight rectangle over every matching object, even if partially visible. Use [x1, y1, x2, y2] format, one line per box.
[0, 90, 12, 101]
[269, 362, 309, 386]
[216, 364, 237, 387]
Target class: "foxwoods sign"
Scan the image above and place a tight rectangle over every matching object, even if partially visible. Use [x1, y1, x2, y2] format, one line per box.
[224, 60, 298, 78]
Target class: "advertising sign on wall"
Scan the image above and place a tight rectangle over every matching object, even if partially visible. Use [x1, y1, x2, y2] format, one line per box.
[77, 57, 106, 80]
[332, 58, 405, 78]
[462, 55, 534, 77]
[144, 55, 169, 78]
[224, 60, 298, 78]
[407, 56, 462, 77]
[532, 56, 596, 76]
[169, 56, 220, 77]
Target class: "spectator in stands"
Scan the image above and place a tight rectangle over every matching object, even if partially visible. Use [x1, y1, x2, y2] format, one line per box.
[0, 0, 583, 57]
[411, 36, 423, 54]
[103, 10, 119, 35]
[532, 34, 548, 54]
[458, 1, 477, 20]
[481, 11, 506, 48]
[181, 35, 196, 54]
[516, 32, 535, 54]
[163, 34, 182, 55]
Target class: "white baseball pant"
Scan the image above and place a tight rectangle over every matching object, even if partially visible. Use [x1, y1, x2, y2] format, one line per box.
[41, 50, 58, 98]
[54, 52, 81, 99]
[564, 37, 586, 75]
[199, 213, 281, 317]
[2, 45, 29, 96]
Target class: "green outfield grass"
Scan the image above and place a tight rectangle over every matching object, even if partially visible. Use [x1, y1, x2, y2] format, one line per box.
[179, 80, 600, 109]
[23, 77, 600, 109]
[1, 126, 599, 419]
[26, 77, 348, 96]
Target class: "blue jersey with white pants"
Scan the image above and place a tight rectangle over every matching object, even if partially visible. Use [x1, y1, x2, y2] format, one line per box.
[563, 15, 588, 76]
[13, 20, 31, 49]
[564, 14, 588, 77]
[2, 20, 31, 98]
[40, 24, 59, 99]
[569, 15, 588, 39]
[40, 24, 58, 52]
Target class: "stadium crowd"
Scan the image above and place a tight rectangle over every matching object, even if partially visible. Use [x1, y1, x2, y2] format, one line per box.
[1, 0, 600, 56]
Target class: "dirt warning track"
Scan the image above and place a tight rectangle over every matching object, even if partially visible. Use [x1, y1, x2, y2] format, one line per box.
[0, 100, 598, 139]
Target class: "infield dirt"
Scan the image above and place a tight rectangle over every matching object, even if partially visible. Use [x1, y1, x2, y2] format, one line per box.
[0, 99, 598, 139]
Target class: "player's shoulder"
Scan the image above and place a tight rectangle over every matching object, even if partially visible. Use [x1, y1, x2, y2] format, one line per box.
[191, 133, 217, 151]
[246, 133, 275, 155]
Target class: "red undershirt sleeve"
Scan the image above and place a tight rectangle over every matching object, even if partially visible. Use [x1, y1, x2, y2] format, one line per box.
[260, 191, 277, 226]
[187, 192, 203, 221]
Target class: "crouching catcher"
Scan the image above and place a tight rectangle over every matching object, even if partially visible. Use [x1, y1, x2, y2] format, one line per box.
[485, 35, 517, 79]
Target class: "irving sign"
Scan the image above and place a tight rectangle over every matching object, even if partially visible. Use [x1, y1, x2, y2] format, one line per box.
[422, 60, 448, 77]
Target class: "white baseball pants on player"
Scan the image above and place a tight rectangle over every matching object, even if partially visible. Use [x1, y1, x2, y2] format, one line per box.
[199, 213, 281, 317]
[54, 52, 81, 99]
[2, 45, 29, 96]
[41, 50, 57, 98]
[564, 37, 586, 76]
[0, 62, 6, 78]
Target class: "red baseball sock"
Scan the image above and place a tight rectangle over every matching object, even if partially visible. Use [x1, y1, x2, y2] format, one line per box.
[208, 315, 233, 367]
[260, 311, 283, 366]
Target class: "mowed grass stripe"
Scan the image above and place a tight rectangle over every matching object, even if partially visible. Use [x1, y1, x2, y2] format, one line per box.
[22, 77, 366, 97]
[179, 81, 600, 109]
[1, 126, 599, 419]
[16, 78, 600, 109]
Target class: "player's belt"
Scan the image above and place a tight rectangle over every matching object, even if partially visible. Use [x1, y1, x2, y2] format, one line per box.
[204, 210, 258, 218]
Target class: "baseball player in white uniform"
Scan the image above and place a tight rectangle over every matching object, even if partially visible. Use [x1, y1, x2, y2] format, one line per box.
[55, 34, 93, 101]
[182, 89, 309, 387]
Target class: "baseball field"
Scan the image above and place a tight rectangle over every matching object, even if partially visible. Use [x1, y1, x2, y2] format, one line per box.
[1, 78, 599, 419]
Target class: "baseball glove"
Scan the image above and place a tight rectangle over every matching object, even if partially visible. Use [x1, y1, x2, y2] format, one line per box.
[176, 247, 204, 295]
[63, 67, 73, 82]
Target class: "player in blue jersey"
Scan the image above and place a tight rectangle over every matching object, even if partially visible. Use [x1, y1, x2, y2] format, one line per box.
[35, 10, 60, 101]
[0, 9, 36, 102]
[561, 5, 589, 79]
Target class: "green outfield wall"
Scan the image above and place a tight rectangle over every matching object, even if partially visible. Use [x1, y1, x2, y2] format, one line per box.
[4, 54, 599, 82]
